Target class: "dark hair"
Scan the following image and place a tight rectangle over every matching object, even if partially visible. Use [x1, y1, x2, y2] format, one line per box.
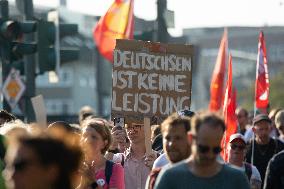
[235, 107, 248, 117]
[78, 106, 95, 125]
[19, 135, 82, 189]
[0, 110, 16, 123]
[161, 113, 192, 133]
[48, 121, 81, 134]
[191, 112, 225, 135]
[81, 118, 112, 154]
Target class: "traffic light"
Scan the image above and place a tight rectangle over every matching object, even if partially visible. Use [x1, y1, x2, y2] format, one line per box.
[0, 19, 37, 62]
[37, 11, 79, 74]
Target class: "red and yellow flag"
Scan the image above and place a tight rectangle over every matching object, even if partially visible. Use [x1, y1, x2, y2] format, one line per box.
[209, 29, 228, 112]
[221, 54, 238, 161]
[93, 0, 134, 63]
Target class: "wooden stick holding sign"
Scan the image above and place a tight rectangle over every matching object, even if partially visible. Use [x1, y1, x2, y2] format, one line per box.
[144, 117, 152, 156]
[31, 95, 47, 127]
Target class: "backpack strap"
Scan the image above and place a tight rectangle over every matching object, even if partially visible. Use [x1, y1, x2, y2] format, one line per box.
[244, 162, 252, 180]
[105, 160, 114, 186]
[148, 167, 162, 189]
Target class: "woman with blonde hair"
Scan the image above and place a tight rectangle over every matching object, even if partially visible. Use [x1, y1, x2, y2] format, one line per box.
[78, 118, 124, 189]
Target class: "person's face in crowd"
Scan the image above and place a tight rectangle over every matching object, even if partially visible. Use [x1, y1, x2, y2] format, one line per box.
[4, 144, 57, 189]
[163, 124, 190, 163]
[190, 124, 223, 166]
[236, 109, 248, 129]
[125, 122, 145, 144]
[253, 120, 271, 143]
[228, 139, 246, 164]
[81, 126, 107, 159]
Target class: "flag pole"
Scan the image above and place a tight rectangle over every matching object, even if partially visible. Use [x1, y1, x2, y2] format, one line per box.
[251, 31, 261, 166]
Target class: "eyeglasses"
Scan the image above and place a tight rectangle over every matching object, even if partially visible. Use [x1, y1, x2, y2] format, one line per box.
[125, 124, 143, 131]
[230, 144, 246, 151]
[197, 144, 222, 154]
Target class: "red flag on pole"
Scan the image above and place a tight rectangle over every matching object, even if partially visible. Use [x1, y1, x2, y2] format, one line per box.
[209, 29, 228, 112]
[93, 0, 134, 63]
[221, 54, 238, 161]
[255, 31, 269, 112]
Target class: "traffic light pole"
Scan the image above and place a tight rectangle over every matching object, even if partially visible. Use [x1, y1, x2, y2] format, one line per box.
[23, 0, 35, 122]
[157, 0, 168, 43]
[0, 0, 11, 112]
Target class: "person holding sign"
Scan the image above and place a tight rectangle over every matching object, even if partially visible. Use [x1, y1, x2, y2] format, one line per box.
[107, 120, 157, 189]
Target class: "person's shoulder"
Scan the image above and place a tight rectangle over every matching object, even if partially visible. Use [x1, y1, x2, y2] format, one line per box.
[112, 162, 124, 170]
[153, 153, 169, 169]
[223, 164, 250, 188]
[223, 164, 246, 175]
[160, 160, 188, 175]
[271, 150, 284, 163]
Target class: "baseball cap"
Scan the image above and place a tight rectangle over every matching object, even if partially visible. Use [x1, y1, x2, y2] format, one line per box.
[229, 133, 246, 144]
[253, 114, 272, 125]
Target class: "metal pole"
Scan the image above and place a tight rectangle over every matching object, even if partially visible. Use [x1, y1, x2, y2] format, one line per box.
[23, 0, 35, 122]
[95, 47, 103, 117]
[157, 0, 168, 43]
[0, 0, 11, 112]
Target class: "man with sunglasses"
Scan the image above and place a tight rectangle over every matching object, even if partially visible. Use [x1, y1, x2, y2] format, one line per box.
[228, 133, 262, 189]
[155, 112, 250, 189]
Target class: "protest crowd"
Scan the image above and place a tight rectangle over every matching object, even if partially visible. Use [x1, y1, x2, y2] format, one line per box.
[1, 1, 284, 189]
[0, 101, 283, 189]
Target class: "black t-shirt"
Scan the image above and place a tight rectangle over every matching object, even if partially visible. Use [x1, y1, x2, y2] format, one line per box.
[263, 150, 284, 189]
[245, 138, 284, 183]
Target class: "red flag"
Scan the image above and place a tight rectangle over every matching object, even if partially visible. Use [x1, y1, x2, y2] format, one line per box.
[93, 0, 134, 63]
[209, 29, 228, 112]
[255, 31, 269, 111]
[221, 54, 238, 161]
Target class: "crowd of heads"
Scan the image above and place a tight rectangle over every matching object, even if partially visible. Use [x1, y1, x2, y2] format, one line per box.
[0, 105, 284, 189]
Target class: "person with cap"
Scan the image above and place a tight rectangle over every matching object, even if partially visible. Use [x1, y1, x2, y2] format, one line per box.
[228, 133, 262, 189]
[245, 114, 284, 186]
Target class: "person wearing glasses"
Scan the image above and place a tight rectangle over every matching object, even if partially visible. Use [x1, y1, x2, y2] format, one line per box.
[107, 120, 157, 189]
[227, 133, 262, 189]
[154, 112, 250, 189]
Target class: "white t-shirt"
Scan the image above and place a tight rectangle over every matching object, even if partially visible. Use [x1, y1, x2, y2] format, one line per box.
[230, 163, 262, 182]
[152, 153, 169, 169]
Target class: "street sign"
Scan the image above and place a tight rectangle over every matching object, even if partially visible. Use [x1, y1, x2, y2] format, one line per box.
[2, 68, 26, 109]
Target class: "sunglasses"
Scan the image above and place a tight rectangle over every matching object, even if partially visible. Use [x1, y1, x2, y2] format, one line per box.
[197, 144, 222, 154]
[125, 124, 143, 131]
[230, 144, 246, 151]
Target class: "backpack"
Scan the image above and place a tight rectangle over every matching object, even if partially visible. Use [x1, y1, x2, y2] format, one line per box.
[105, 160, 114, 185]
[244, 162, 252, 180]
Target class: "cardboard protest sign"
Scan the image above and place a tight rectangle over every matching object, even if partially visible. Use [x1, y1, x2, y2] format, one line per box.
[112, 39, 194, 123]
[31, 95, 47, 127]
